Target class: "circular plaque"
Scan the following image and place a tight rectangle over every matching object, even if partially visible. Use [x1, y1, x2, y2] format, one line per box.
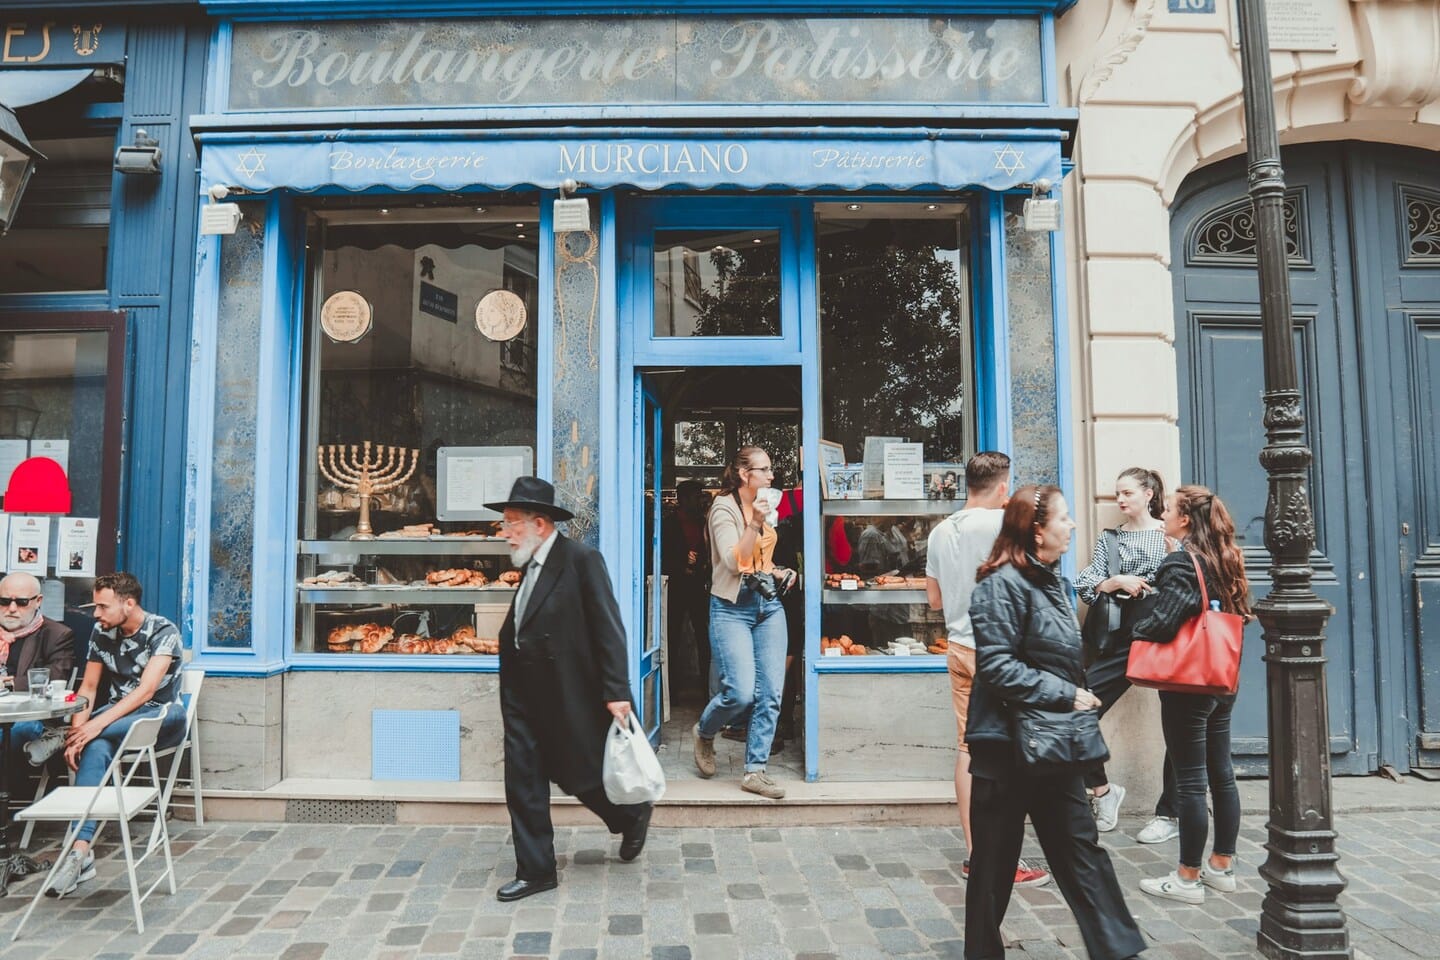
[475, 289, 527, 341]
[320, 291, 373, 343]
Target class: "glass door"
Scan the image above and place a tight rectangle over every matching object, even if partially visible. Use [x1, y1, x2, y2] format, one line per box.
[636, 375, 664, 744]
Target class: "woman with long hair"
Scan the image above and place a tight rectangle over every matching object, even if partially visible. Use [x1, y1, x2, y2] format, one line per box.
[966, 485, 1145, 960]
[1134, 485, 1251, 905]
[691, 445, 795, 799]
[1074, 467, 1180, 837]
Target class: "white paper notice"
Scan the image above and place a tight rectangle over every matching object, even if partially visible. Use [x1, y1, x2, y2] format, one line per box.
[30, 438, 70, 476]
[883, 443, 925, 500]
[0, 439, 27, 493]
[9, 515, 50, 575]
[861, 436, 903, 498]
[40, 577, 65, 622]
[444, 454, 526, 515]
[57, 516, 98, 578]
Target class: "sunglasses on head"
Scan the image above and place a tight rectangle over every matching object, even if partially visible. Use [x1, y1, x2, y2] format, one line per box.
[0, 596, 39, 608]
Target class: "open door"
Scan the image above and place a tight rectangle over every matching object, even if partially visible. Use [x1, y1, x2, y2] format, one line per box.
[635, 375, 664, 745]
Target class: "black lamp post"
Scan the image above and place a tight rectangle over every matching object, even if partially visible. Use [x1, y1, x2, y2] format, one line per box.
[0, 102, 44, 234]
[1232, 1, 1351, 958]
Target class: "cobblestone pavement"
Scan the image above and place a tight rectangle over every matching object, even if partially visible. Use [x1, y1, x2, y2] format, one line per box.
[0, 803, 1437, 960]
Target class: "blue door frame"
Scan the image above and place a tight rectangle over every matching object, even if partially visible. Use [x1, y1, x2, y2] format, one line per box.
[636, 377, 665, 745]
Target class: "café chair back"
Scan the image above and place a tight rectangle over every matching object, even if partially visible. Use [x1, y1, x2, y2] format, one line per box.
[153, 668, 206, 837]
[10, 707, 177, 939]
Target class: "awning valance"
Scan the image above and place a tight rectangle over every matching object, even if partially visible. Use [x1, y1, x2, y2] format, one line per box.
[0, 68, 93, 109]
[198, 127, 1063, 194]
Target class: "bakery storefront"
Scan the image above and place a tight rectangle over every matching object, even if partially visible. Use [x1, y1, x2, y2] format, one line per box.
[188, 7, 1075, 799]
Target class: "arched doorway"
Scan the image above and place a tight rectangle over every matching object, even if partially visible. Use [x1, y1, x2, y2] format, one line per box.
[1169, 142, 1440, 775]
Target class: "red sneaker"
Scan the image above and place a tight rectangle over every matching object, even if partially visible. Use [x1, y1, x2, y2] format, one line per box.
[1015, 859, 1051, 887]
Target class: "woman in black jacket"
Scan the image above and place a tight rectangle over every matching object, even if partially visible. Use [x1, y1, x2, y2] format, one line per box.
[1133, 485, 1251, 905]
[966, 485, 1145, 960]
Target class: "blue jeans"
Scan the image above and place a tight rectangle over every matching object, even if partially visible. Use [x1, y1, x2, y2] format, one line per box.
[698, 587, 787, 771]
[1159, 691, 1240, 869]
[74, 702, 186, 843]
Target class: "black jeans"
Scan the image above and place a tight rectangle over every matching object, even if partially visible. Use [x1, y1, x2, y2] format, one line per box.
[1084, 646, 1177, 819]
[966, 767, 1146, 960]
[1159, 691, 1240, 869]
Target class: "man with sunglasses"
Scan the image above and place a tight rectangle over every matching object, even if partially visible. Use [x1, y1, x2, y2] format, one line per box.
[1, 572, 76, 773]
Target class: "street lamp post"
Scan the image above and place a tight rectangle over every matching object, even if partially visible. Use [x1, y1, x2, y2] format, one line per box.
[1232, 1, 1351, 958]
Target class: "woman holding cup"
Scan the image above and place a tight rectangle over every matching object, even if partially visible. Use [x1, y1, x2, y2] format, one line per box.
[692, 445, 795, 799]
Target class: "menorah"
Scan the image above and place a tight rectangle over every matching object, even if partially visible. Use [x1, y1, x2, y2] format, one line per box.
[317, 441, 419, 540]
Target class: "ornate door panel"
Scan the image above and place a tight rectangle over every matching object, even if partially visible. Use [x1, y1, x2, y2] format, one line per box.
[1171, 148, 1372, 774]
[1172, 143, 1440, 773]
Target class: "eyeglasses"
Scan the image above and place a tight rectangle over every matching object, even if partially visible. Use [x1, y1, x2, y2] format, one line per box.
[497, 518, 536, 530]
[0, 596, 39, 608]
[745, 465, 774, 474]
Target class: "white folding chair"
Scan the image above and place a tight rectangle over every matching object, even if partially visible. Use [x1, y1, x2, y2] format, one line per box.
[11, 708, 177, 939]
[19, 758, 64, 852]
[152, 669, 205, 833]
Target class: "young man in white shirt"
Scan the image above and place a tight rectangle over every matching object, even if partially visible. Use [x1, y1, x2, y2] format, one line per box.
[926, 452, 1050, 888]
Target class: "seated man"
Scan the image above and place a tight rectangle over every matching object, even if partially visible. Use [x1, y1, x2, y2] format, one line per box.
[3, 572, 76, 770]
[47, 572, 186, 899]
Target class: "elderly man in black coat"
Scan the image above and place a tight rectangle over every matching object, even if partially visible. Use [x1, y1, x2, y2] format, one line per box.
[487, 477, 653, 903]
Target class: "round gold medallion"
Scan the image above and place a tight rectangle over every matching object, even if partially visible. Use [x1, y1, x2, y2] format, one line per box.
[475, 289, 527, 341]
[320, 291, 373, 343]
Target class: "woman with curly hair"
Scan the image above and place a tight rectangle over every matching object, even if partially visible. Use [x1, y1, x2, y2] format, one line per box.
[1133, 485, 1252, 905]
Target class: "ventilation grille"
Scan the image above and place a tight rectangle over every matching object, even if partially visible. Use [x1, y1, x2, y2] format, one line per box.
[285, 799, 397, 824]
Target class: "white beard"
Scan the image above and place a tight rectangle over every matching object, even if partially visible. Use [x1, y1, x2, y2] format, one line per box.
[509, 531, 543, 566]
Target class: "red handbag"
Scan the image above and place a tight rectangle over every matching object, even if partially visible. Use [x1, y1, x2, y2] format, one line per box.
[1126, 552, 1244, 695]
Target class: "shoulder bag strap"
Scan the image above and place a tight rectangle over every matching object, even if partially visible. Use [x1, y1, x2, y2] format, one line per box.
[1104, 529, 1120, 578]
[1189, 551, 1211, 611]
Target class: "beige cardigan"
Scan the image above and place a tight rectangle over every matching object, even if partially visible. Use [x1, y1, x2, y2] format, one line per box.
[708, 492, 776, 602]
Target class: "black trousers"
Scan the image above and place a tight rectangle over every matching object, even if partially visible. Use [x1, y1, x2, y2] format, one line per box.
[502, 693, 645, 882]
[667, 575, 711, 692]
[1084, 646, 1177, 819]
[1159, 691, 1240, 868]
[966, 770, 1146, 960]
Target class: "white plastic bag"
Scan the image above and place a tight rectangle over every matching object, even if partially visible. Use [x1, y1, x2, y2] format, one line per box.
[602, 712, 666, 805]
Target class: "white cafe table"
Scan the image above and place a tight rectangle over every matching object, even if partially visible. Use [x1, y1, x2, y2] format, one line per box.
[0, 692, 87, 896]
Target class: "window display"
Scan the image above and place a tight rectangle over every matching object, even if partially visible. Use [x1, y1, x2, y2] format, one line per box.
[816, 200, 977, 657]
[295, 202, 541, 657]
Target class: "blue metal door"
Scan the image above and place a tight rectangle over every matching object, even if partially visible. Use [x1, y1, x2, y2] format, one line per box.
[1171, 142, 1440, 773]
[635, 376, 665, 745]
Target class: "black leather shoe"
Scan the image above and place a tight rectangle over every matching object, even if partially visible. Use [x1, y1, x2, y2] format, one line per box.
[619, 804, 653, 862]
[496, 877, 558, 902]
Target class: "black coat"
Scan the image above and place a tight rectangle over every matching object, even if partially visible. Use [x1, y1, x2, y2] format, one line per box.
[498, 534, 632, 796]
[8, 618, 75, 691]
[967, 561, 1083, 747]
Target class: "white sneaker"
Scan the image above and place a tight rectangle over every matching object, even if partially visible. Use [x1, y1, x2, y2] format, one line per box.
[1202, 859, 1237, 892]
[1091, 783, 1125, 832]
[1139, 871, 1204, 904]
[44, 849, 96, 899]
[1136, 816, 1180, 844]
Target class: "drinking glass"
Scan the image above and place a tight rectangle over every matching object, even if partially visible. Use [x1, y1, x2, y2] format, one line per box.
[28, 668, 50, 701]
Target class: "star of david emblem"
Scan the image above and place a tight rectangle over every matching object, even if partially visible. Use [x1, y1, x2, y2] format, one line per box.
[993, 146, 1026, 177]
[235, 147, 267, 179]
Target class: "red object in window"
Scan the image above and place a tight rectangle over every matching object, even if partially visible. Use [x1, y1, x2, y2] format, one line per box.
[4, 456, 72, 513]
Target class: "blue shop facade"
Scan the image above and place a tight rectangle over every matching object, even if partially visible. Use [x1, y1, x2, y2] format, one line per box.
[187, 1, 1077, 793]
[0, 3, 209, 642]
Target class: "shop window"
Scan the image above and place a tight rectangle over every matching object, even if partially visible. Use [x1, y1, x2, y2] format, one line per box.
[0, 137, 112, 294]
[296, 203, 541, 658]
[815, 200, 975, 655]
[653, 229, 781, 337]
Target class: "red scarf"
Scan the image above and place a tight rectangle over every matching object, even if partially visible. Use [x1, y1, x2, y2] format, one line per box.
[0, 614, 45, 671]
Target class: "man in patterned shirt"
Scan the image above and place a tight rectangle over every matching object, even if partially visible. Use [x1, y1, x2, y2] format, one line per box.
[46, 572, 187, 898]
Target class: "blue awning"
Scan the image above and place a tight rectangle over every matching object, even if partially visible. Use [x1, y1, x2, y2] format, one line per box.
[0, 68, 94, 109]
[198, 127, 1063, 194]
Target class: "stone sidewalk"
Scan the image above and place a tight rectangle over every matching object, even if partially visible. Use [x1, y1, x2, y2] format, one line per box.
[0, 797, 1436, 959]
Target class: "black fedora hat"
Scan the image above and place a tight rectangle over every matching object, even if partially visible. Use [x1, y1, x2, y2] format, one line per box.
[484, 476, 574, 522]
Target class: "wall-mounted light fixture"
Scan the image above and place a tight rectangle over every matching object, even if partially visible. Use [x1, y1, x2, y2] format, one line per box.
[114, 127, 162, 175]
[1023, 178, 1061, 232]
[0, 102, 44, 234]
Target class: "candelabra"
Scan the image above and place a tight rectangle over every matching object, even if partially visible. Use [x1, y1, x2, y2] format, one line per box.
[316, 441, 418, 540]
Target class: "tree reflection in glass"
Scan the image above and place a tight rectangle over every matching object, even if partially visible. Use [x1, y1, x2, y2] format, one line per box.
[817, 203, 975, 470]
[653, 229, 781, 337]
